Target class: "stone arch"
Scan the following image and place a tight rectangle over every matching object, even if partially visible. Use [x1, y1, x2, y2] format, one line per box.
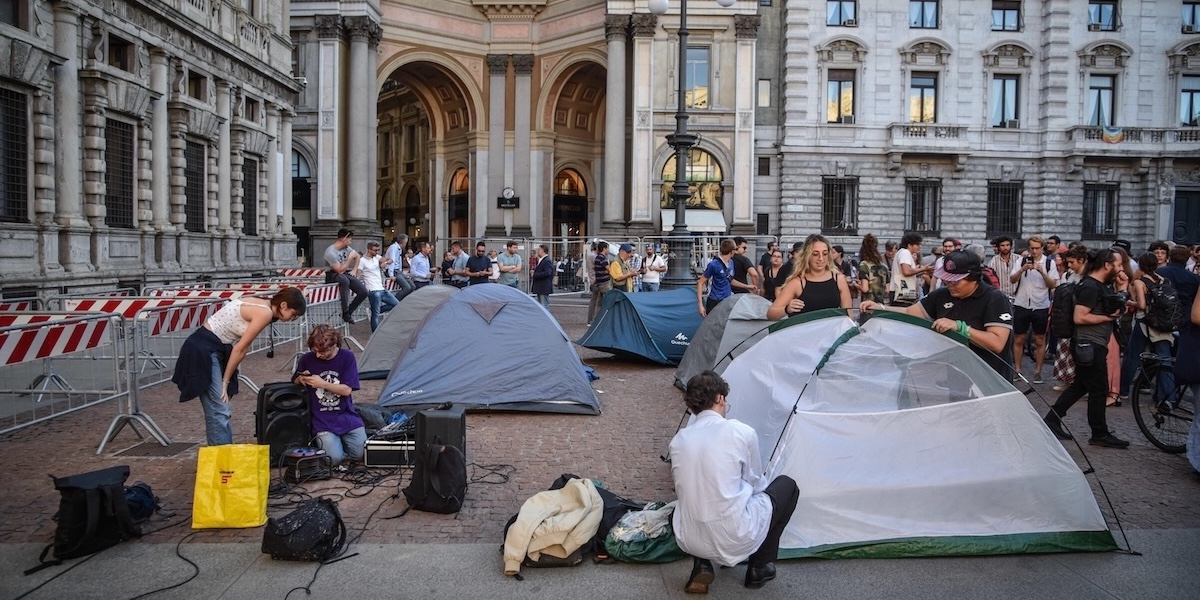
[538, 52, 608, 134]
[900, 39, 952, 66]
[1167, 41, 1200, 73]
[1078, 41, 1134, 69]
[815, 37, 870, 63]
[377, 51, 484, 137]
[982, 41, 1035, 68]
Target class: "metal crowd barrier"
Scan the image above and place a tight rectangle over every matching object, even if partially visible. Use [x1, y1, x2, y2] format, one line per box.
[0, 312, 125, 435]
[46, 287, 138, 311]
[0, 298, 42, 311]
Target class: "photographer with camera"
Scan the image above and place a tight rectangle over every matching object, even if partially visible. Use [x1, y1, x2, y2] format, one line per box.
[1043, 248, 1131, 448]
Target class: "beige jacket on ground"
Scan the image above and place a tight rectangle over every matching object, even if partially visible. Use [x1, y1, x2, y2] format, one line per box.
[502, 477, 604, 575]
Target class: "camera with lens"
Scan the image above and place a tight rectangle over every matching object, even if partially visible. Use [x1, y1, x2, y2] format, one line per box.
[1099, 293, 1127, 315]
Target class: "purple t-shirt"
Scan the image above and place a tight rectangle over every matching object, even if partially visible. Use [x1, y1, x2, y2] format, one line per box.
[294, 348, 364, 436]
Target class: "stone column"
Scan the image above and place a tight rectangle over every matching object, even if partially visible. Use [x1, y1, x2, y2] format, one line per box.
[216, 81, 232, 235]
[484, 54, 508, 238]
[628, 13, 657, 235]
[731, 15, 760, 229]
[53, 1, 89, 272]
[511, 54, 534, 238]
[604, 15, 629, 228]
[149, 49, 172, 232]
[345, 16, 375, 225]
[315, 15, 343, 231]
[281, 110, 294, 237]
[265, 105, 279, 239]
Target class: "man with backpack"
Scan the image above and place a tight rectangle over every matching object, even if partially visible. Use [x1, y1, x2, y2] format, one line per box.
[1043, 248, 1130, 449]
[1009, 236, 1058, 383]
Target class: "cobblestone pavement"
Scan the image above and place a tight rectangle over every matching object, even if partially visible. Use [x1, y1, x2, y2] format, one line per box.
[1, 295, 1197, 552]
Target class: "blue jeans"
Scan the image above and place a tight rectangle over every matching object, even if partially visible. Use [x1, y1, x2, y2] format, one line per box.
[537, 294, 550, 309]
[393, 273, 415, 302]
[642, 281, 660, 292]
[198, 351, 232, 446]
[368, 290, 399, 331]
[315, 427, 367, 466]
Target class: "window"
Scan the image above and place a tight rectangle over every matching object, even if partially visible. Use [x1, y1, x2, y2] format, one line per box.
[244, 97, 259, 124]
[661, 148, 723, 210]
[183, 140, 206, 232]
[827, 69, 855, 123]
[756, 213, 770, 236]
[986, 182, 1022, 236]
[905, 179, 941, 234]
[757, 79, 771, 108]
[759, 0, 772, 5]
[685, 47, 709, 109]
[0, 87, 28, 223]
[107, 35, 133, 72]
[188, 71, 207, 101]
[992, 1, 1020, 31]
[1086, 74, 1116, 126]
[1082, 184, 1118, 238]
[822, 178, 858, 233]
[909, 73, 937, 123]
[827, 1, 857, 26]
[1186, 3, 1200, 32]
[910, 1, 938, 29]
[242, 157, 258, 236]
[2, 1, 26, 29]
[757, 157, 771, 177]
[991, 74, 1020, 127]
[1088, 1, 1118, 31]
[1183, 76, 1200, 126]
[404, 124, 417, 173]
[104, 119, 135, 229]
[239, 0, 254, 14]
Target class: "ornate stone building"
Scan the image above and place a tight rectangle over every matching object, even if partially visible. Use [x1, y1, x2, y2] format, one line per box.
[0, 0, 300, 294]
[766, 0, 1200, 249]
[288, 0, 760, 261]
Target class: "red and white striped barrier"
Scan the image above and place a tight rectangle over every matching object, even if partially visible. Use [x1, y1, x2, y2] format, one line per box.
[145, 289, 255, 299]
[63, 297, 199, 319]
[278, 268, 327, 279]
[0, 315, 115, 367]
[144, 301, 226, 336]
[0, 299, 40, 312]
[301, 283, 340, 305]
[0, 314, 64, 327]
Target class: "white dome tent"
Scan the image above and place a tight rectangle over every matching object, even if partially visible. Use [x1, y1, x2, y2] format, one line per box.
[720, 311, 1116, 558]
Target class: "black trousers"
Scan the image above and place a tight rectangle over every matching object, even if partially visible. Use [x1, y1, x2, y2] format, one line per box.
[326, 271, 367, 315]
[1048, 339, 1110, 438]
[748, 475, 799, 567]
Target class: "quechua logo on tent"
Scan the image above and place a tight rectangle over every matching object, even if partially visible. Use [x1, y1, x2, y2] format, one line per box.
[671, 332, 690, 346]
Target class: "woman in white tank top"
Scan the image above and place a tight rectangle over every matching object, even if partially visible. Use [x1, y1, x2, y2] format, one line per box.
[172, 287, 306, 446]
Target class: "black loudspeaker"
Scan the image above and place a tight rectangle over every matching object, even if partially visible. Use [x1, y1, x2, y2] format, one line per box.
[255, 383, 311, 466]
[416, 404, 466, 456]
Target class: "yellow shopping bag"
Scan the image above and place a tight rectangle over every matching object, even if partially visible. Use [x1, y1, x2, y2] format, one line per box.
[192, 444, 270, 529]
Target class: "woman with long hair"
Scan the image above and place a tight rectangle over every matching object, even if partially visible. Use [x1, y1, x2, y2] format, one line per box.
[173, 287, 306, 445]
[1119, 251, 1177, 404]
[856, 234, 889, 305]
[761, 248, 787, 301]
[767, 235, 852, 320]
[1106, 247, 1134, 405]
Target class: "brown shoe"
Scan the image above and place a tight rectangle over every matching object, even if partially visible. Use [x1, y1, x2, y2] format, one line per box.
[685, 557, 715, 594]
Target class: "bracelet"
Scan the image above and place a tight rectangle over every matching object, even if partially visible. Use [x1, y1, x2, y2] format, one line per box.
[956, 320, 970, 338]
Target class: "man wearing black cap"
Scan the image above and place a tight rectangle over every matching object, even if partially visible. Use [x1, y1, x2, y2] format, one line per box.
[860, 250, 1015, 379]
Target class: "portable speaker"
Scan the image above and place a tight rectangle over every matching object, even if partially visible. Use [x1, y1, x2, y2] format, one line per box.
[416, 404, 466, 457]
[255, 382, 311, 466]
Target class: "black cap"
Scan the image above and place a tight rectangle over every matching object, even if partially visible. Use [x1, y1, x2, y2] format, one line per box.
[933, 251, 981, 282]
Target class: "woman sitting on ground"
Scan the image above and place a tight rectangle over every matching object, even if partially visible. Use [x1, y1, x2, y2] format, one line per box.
[173, 287, 306, 446]
[293, 324, 366, 467]
[767, 234, 852, 320]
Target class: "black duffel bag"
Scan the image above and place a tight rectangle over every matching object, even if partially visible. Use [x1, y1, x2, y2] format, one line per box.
[261, 498, 347, 562]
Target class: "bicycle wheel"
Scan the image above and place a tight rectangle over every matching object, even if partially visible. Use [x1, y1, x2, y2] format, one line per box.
[1130, 371, 1191, 453]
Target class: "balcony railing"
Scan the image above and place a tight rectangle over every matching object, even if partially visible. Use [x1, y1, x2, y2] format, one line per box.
[885, 123, 970, 154]
[1065, 126, 1200, 154]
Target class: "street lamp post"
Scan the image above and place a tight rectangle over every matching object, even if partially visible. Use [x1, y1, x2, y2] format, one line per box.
[649, 0, 735, 289]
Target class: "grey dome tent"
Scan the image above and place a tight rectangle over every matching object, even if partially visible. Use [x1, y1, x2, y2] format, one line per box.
[375, 283, 600, 414]
[719, 310, 1115, 559]
[674, 294, 774, 389]
[358, 285, 458, 379]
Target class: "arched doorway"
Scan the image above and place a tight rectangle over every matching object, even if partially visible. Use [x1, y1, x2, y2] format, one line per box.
[291, 150, 312, 263]
[448, 168, 469, 239]
[553, 169, 588, 240]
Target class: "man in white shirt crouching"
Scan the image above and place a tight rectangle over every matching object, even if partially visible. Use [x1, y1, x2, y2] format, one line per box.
[669, 370, 799, 593]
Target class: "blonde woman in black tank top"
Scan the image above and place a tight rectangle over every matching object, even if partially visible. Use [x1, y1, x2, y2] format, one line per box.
[766, 236, 853, 320]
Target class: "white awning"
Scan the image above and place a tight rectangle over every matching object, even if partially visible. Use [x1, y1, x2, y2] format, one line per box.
[661, 210, 727, 233]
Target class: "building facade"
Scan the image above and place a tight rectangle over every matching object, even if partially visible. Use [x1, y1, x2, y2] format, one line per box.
[0, 0, 300, 294]
[770, 0, 1200, 250]
[288, 0, 760, 261]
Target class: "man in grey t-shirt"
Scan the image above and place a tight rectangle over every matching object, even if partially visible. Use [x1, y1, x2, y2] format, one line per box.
[324, 228, 368, 323]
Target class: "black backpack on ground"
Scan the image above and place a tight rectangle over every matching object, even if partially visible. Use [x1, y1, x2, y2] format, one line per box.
[1049, 281, 1079, 339]
[26, 466, 141, 575]
[261, 498, 347, 562]
[403, 442, 467, 514]
[1141, 276, 1186, 333]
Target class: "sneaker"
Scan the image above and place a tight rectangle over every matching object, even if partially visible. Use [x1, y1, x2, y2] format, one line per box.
[1032, 375, 1044, 384]
[1088, 433, 1130, 449]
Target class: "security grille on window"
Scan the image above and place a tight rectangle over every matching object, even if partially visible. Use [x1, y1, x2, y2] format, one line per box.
[822, 177, 858, 233]
[992, 1, 1020, 31]
[910, 1, 938, 29]
[827, 1, 857, 26]
[242, 157, 259, 236]
[1082, 184, 1118, 238]
[104, 120, 135, 229]
[1088, 0, 1118, 31]
[905, 179, 941, 234]
[986, 182, 1022, 236]
[0, 88, 29, 223]
[184, 141, 206, 232]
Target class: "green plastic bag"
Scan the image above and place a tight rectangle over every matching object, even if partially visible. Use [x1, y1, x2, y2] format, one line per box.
[605, 501, 687, 564]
